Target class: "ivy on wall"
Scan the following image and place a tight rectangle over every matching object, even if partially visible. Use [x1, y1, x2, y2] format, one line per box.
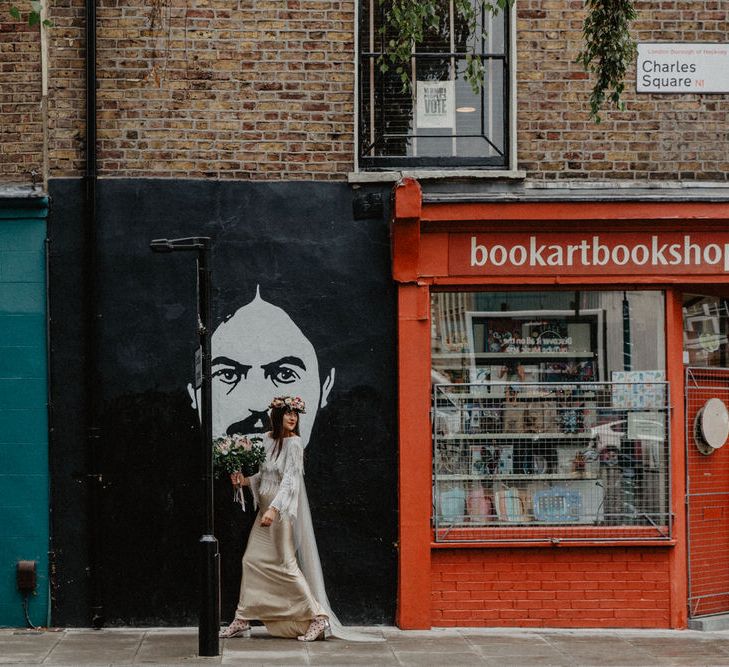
[379, 0, 637, 122]
[8, 1, 51, 26]
[577, 0, 637, 122]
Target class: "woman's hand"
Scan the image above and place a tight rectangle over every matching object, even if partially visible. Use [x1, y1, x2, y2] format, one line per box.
[260, 507, 278, 527]
[230, 472, 248, 488]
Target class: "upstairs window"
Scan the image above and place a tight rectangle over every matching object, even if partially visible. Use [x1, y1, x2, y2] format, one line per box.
[358, 0, 512, 169]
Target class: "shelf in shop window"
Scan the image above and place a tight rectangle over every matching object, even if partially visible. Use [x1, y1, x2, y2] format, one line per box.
[434, 518, 601, 527]
[432, 351, 596, 360]
[437, 432, 595, 440]
[435, 473, 599, 482]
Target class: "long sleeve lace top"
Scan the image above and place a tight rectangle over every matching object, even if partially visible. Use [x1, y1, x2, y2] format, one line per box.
[248, 433, 304, 522]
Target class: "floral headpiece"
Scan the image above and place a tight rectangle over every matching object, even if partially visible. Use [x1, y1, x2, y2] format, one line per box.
[269, 396, 306, 414]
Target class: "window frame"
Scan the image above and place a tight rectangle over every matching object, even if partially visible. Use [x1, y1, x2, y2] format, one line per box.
[355, 0, 517, 172]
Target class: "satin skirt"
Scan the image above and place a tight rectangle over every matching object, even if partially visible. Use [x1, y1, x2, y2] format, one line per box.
[234, 492, 326, 638]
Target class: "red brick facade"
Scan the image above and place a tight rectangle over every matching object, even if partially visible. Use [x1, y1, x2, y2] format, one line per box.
[432, 549, 671, 628]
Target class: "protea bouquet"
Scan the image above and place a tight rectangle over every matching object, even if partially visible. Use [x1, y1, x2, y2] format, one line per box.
[213, 434, 265, 508]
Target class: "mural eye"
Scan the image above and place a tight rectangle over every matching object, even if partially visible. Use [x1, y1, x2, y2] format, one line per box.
[212, 367, 241, 386]
[270, 366, 300, 385]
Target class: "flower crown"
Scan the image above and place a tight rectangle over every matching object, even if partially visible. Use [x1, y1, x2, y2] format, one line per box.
[269, 396, 306, 414]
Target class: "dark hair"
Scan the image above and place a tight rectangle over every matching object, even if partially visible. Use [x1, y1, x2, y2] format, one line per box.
[270, 406, 301, 459]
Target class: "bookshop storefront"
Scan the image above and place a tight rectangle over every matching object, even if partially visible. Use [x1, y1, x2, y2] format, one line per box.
[392, 177, 729, 629]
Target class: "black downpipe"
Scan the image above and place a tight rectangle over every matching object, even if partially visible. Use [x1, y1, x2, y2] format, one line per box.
[84, 0, 104, 630]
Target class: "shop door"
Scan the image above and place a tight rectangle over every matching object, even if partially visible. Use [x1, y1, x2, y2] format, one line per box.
[684, 294, 729, 618]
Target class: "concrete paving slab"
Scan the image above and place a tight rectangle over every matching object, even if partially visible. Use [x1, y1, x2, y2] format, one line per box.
[471, 642, 568, 659]
[135, 632, 221, 664]
[221, 648, 309, 665]
[0, 631, 61, 664]
[393, 651, 486, 666]
[306, 652, 399, 666]
[462, 632, 549, 645]
[479, 657, 572, 667]
[379, 637, 473, 652]
[42, 630, 144, 666]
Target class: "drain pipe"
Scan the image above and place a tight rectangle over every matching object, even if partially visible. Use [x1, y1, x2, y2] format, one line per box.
[84, 0, 104, 630]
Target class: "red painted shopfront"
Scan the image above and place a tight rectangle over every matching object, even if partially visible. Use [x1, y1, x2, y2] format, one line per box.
[392, 177, 729, 629]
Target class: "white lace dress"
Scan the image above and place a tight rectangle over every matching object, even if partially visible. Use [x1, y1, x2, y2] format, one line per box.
[233, 433, 326, 638]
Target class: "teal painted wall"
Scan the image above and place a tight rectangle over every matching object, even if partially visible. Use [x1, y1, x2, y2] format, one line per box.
[0, 200, 49, 627]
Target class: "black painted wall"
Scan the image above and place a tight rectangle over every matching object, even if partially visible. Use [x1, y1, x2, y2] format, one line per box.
[48, 179, 397, 626]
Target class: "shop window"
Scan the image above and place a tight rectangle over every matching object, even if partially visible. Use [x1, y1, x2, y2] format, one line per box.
[431, 291, 671, 542]
[358, 0, 511, 169]
[683, 294, 729, 367]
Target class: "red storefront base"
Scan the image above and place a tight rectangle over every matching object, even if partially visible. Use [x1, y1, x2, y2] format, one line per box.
[432, 548, 671, 628]
[393, 177, 729, 630]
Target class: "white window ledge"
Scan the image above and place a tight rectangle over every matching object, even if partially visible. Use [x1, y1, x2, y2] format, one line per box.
[348, 169, 527, 184]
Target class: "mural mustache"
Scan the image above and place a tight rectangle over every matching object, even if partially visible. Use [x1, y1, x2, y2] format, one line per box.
[226, 411, 271, 436]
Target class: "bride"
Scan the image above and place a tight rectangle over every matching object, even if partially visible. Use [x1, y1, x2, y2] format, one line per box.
[219, 396, 374, 642]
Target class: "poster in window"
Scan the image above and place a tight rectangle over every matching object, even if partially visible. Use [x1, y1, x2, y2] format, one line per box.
[416, 81, 455, 129]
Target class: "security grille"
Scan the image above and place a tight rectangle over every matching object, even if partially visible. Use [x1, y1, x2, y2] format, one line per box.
[686, 367, 729, 618]
[433, 381, 671, 543]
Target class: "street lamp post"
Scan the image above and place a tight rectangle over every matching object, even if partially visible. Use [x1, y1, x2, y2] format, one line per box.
[150, 237, 219, 657]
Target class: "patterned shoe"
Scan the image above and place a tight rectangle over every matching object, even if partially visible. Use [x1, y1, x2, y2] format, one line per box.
[219, 619, 251, 638]
[297, 616, 330, 642]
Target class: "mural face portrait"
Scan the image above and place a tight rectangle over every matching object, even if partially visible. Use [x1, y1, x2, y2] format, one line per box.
[187, 290, 335, 447]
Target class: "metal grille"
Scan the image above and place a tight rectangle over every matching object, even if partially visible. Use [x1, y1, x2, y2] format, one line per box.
[686, 367, 729, 618]
[433, 381, 671, 543]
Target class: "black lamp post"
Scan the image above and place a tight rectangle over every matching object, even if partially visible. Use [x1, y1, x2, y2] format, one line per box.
[150, 237, 219, 657]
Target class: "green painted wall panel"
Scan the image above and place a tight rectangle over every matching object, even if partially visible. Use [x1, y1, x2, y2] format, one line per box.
[0, 221, 45, 248]
[0, 252, 45, 283]
[0, 284, 46, 315]
[0, 409, 47, 444]
[0, 444, 46, 474]
[0, 315, 46, 347]
[0, 206, 48, 629]
[0, 348, 46, 379]
[0, 380, 46, 410]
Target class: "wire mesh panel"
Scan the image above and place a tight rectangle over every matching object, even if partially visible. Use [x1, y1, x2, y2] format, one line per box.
[433, 381, 671, 543]
[686, 367, 729, 618]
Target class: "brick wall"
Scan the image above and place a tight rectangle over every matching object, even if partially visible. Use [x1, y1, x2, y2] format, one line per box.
[517, 0, 729, 180]
[35, 0, 729, 181]
[432, 548, 671, 628]
[0, 19, 43, 182]
[47, 0, 355, 179]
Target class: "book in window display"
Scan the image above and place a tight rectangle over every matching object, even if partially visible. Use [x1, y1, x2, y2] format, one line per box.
[465, 309, 604, 388]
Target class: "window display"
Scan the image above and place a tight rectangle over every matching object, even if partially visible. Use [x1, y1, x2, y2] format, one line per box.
[432, 290, 670, 542]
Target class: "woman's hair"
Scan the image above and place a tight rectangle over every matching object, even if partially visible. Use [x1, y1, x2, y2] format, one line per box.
[270, 406, 301, 459]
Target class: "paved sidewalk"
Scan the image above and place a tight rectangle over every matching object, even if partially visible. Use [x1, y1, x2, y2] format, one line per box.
[3, 626, 729, 666]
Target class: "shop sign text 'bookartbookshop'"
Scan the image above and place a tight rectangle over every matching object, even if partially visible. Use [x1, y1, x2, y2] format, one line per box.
[450, 233, 729, 277]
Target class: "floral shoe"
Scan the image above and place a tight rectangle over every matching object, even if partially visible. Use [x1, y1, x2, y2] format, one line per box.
[219, 618, 251, 638]
[297, 616, 330, 642]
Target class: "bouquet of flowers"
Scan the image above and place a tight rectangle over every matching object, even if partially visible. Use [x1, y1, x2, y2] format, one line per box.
[213, 434, 266, 509]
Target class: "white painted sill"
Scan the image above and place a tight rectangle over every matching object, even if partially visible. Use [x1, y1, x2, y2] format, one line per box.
[347, 169, 527, 184]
